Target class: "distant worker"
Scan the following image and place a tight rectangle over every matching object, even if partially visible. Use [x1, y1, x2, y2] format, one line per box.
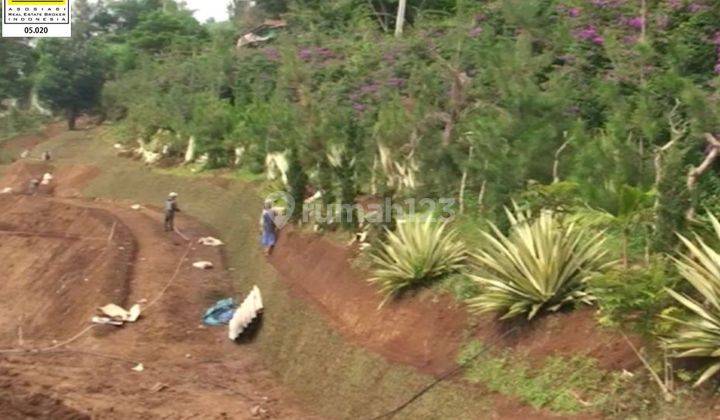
[261, 200, 277, 256]
[164, 192, 181, 232]
[42, 151, 51, 161]
[28, 179, 40, 195]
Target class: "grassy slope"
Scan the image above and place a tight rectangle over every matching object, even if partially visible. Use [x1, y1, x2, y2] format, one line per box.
[40, 126, 494, 419]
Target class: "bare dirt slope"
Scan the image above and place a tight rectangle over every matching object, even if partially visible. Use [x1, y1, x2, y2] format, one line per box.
[270, 228, 468, 376]
[0, 184, 316, 418]
[270, 228, 638, 377]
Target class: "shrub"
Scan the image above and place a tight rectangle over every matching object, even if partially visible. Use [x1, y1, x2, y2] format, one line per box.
[591, 259, 679, 333]
[468, 208, 610, 320]
[368, 218, 467, 306]
[663, 213, 720, 387]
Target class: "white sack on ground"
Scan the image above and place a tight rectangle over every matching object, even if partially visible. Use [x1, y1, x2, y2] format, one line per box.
[193, 261, 214, 270]
[229, 286, 264, 340]
[41, 173, 53, 185]
[198, 237, 224, 247]
[98, 303, 141, 323]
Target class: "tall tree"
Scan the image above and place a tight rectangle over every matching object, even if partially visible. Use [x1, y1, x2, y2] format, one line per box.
[0, 39, 36, 107]
[36, 40, 106, 129]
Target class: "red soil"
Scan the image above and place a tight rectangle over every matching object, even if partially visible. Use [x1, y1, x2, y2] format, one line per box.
[475, 308, 640, 372]
[1, 121, 65, 157]
[269, 228, 638, 376]
[0, 183, 315, 418]
[0, 161, 101, 197]
[270, 228, 468, 376]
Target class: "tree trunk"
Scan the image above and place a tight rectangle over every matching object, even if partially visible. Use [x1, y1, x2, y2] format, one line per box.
[686, 134, 720, 220]
[67, 109, 77, 131]
[553, 132, 571, 183]
[458, 146, 474, 214]
[622, 232, 629, 268]
[640, 0, 647, 43]
[394, 0, 406, 37]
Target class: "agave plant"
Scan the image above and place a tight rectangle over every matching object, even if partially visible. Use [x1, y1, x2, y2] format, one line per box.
[663, 213, 720, 387]
[368, 218, 467, 306]
[468, 208, 610, 320]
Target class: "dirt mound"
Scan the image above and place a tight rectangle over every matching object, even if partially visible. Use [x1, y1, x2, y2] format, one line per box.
[0, 161, 100, 196]
[270, 228, 637, 376]
[270, 228, 469, 376]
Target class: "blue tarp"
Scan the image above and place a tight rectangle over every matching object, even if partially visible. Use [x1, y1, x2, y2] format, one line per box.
[203, 298, 237, 326]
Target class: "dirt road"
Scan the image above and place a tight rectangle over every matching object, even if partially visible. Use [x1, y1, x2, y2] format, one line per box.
[0, 163, 317, 419]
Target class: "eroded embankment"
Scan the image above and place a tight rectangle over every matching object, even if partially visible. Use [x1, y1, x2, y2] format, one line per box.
[269, 228, 639, 377]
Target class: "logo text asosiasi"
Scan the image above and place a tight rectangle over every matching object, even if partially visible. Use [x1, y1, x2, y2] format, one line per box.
[2, 0, 71, 38]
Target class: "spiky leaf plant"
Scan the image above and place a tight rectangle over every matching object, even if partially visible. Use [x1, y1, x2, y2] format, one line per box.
[468, 208, 610, 320]
[368, 218, 466, 306]
[663, 213, 720, 387]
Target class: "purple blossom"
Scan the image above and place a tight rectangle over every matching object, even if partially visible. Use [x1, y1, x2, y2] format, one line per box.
[712, 31, 720, 46]
[592, 36, 605, 45]
[623, 35, 639, 45]
[715, 62, 720, 74]
[568, 7, 581, 17]
[474, 13, 487, 23]
[387, 77, 406, 88]
[383, 51, 397, 64]
[352, 103, 366, 112]
[590, 0, 621, 8]
[262, 47, 280, 62]
[298, 48, 313, 62]
[574, 25, 602, 44]
[359, 83, 380, 94]
[667, 0, 683, 9]
[688, 3, 707, 13]
[315, 47, 336, 60]
[469, 26, 484, 37]
[625, 17, 644, 30]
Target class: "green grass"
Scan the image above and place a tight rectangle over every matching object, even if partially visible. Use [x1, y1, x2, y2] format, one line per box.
[459, 341, 609, 414]
[155, 165, 266, 183]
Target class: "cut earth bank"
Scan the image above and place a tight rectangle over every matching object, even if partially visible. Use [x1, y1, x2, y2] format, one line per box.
[0, 163, 316, 417]
[2, 123, 709, 419]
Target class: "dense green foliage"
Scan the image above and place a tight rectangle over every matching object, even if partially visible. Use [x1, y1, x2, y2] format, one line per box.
[0, 40, 36, 106]
[35, 39, 107, 129]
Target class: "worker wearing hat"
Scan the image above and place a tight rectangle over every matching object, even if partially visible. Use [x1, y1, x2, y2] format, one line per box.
[164, 192, 181, 232]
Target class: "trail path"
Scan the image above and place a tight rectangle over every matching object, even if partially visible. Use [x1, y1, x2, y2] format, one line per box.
[0, 183, 317, 418]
